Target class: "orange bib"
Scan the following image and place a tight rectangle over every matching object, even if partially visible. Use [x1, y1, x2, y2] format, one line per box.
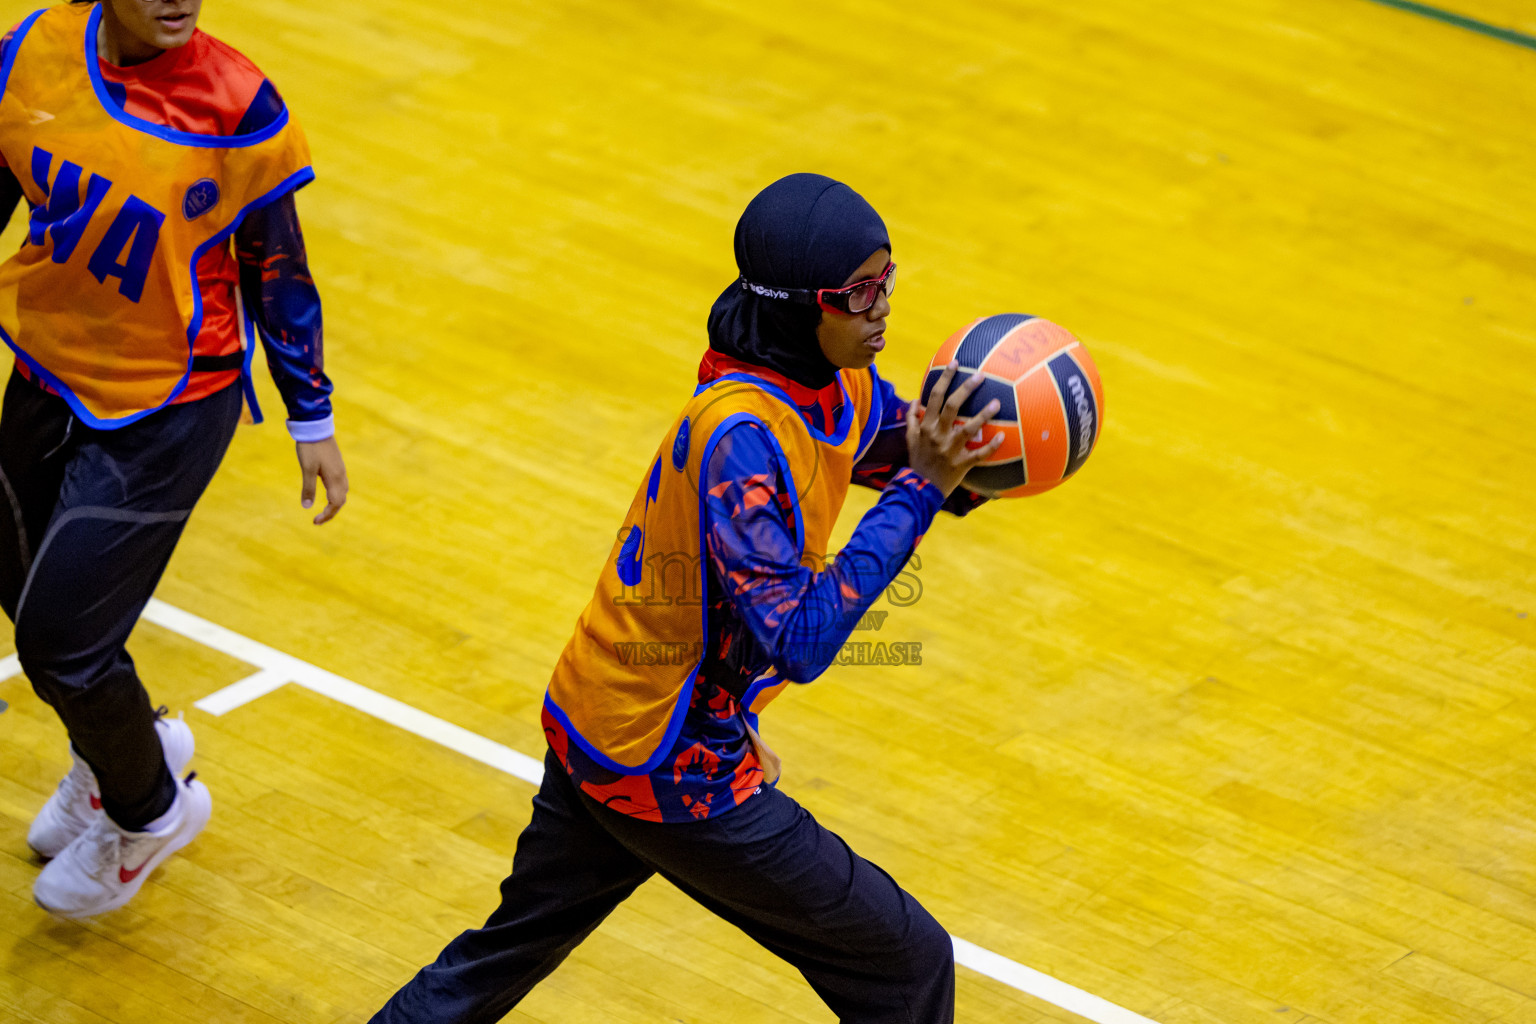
[545, 368, 881, 773]
[0, 4, 312, 427]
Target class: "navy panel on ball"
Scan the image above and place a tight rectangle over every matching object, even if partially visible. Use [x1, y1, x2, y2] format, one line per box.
[920, 370, 1018, 420]
[964, 459, 1027, 495]
[968, 376, 1017, 419]
[1048, 351, 1097, 479]
[920, 368, 945, 405]
[954, 313, 1034, 370]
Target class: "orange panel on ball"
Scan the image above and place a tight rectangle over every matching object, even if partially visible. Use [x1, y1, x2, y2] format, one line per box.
[1015, 369, 1071, 484]
[966, 418, 1023, 462]
[979, 318, 1076, 379]
[928, 320, 975, 369]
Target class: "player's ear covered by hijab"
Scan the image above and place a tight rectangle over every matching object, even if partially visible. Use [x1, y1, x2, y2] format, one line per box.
[706, 173, 890, 390]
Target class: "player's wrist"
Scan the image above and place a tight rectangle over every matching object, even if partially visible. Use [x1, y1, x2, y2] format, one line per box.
[287, 414, 334, 443]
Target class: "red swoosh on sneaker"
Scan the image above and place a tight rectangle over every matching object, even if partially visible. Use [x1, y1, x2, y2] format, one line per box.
[119, 862, 148, 884]
[89, 795, 102, 810]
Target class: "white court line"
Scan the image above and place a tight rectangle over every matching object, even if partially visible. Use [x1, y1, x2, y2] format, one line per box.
[195, 667, 289, 716]
[143, 600, 545, 787]
[951, 938, 1157, 1024]
[140, 598, 1152, 1023]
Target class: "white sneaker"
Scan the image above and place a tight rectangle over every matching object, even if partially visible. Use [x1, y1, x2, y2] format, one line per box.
[33, 772, 212, 919]
[27, 712, 197, 860]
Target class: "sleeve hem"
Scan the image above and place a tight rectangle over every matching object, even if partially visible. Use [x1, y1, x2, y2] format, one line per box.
[286, 415, 334, 442]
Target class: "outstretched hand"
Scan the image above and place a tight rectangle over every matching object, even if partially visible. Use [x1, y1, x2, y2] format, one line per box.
[905, 361, 1005, 496]
[297, 436, 348, 525]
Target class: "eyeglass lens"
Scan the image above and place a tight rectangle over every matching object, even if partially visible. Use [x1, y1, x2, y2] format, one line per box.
[846, 266, 895, 313]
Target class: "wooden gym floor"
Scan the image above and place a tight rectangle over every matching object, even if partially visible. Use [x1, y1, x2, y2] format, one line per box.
[1, 0, 1533, 1021]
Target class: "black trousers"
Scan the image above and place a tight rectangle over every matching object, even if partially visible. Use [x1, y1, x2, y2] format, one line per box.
[371, 750, 955, 1023]
[0, 370, 241, 831]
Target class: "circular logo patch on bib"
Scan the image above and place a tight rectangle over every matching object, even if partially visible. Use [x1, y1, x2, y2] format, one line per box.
[183, 179, 221, 221]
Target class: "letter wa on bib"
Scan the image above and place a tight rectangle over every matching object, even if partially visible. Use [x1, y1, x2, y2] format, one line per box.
[0, 4, 313, 427]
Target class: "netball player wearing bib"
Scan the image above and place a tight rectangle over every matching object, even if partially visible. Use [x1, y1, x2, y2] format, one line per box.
[372, 174, 1001, 1023]
[0, 0, 347, 918]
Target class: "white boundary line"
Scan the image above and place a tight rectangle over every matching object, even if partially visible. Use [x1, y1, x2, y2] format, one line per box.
[138, 600, 547, 787]
[0, 599, 1157, 1024]
[950, 939, 1157, 1024]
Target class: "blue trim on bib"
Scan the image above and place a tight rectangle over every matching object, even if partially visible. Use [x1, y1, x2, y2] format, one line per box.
[0, 9, 46, 102]
[239, 298, 264, 425]
[541, 665, 702, 777]
[741, 671, 788, 713]
[0, 323, 193, 429]
[185, 166, 311, 405]
[694, 372, 856, 447]
[855, 365, 884, 461]
[699, 410, 805, 552]
[83, 5, 291, 148]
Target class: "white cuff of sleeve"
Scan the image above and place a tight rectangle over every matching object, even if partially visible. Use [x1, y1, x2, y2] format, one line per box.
[287, 415, 335, 442]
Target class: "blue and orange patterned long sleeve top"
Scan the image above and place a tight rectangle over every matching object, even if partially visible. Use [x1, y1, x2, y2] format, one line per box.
[544, 353, 980, 823]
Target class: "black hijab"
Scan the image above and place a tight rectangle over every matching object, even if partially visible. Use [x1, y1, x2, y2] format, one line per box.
[706, 173, 890, 390]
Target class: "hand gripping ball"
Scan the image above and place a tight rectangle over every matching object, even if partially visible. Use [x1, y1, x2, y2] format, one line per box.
[919, 314, 1104, 498]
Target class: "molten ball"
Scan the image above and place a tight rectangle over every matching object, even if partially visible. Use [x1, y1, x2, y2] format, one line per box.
[919, 314, 1104, 498]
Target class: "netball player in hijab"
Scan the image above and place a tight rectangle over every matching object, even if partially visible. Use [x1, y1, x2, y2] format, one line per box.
[0, 0, 346, 917]
[371, 173, 999, 1024]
